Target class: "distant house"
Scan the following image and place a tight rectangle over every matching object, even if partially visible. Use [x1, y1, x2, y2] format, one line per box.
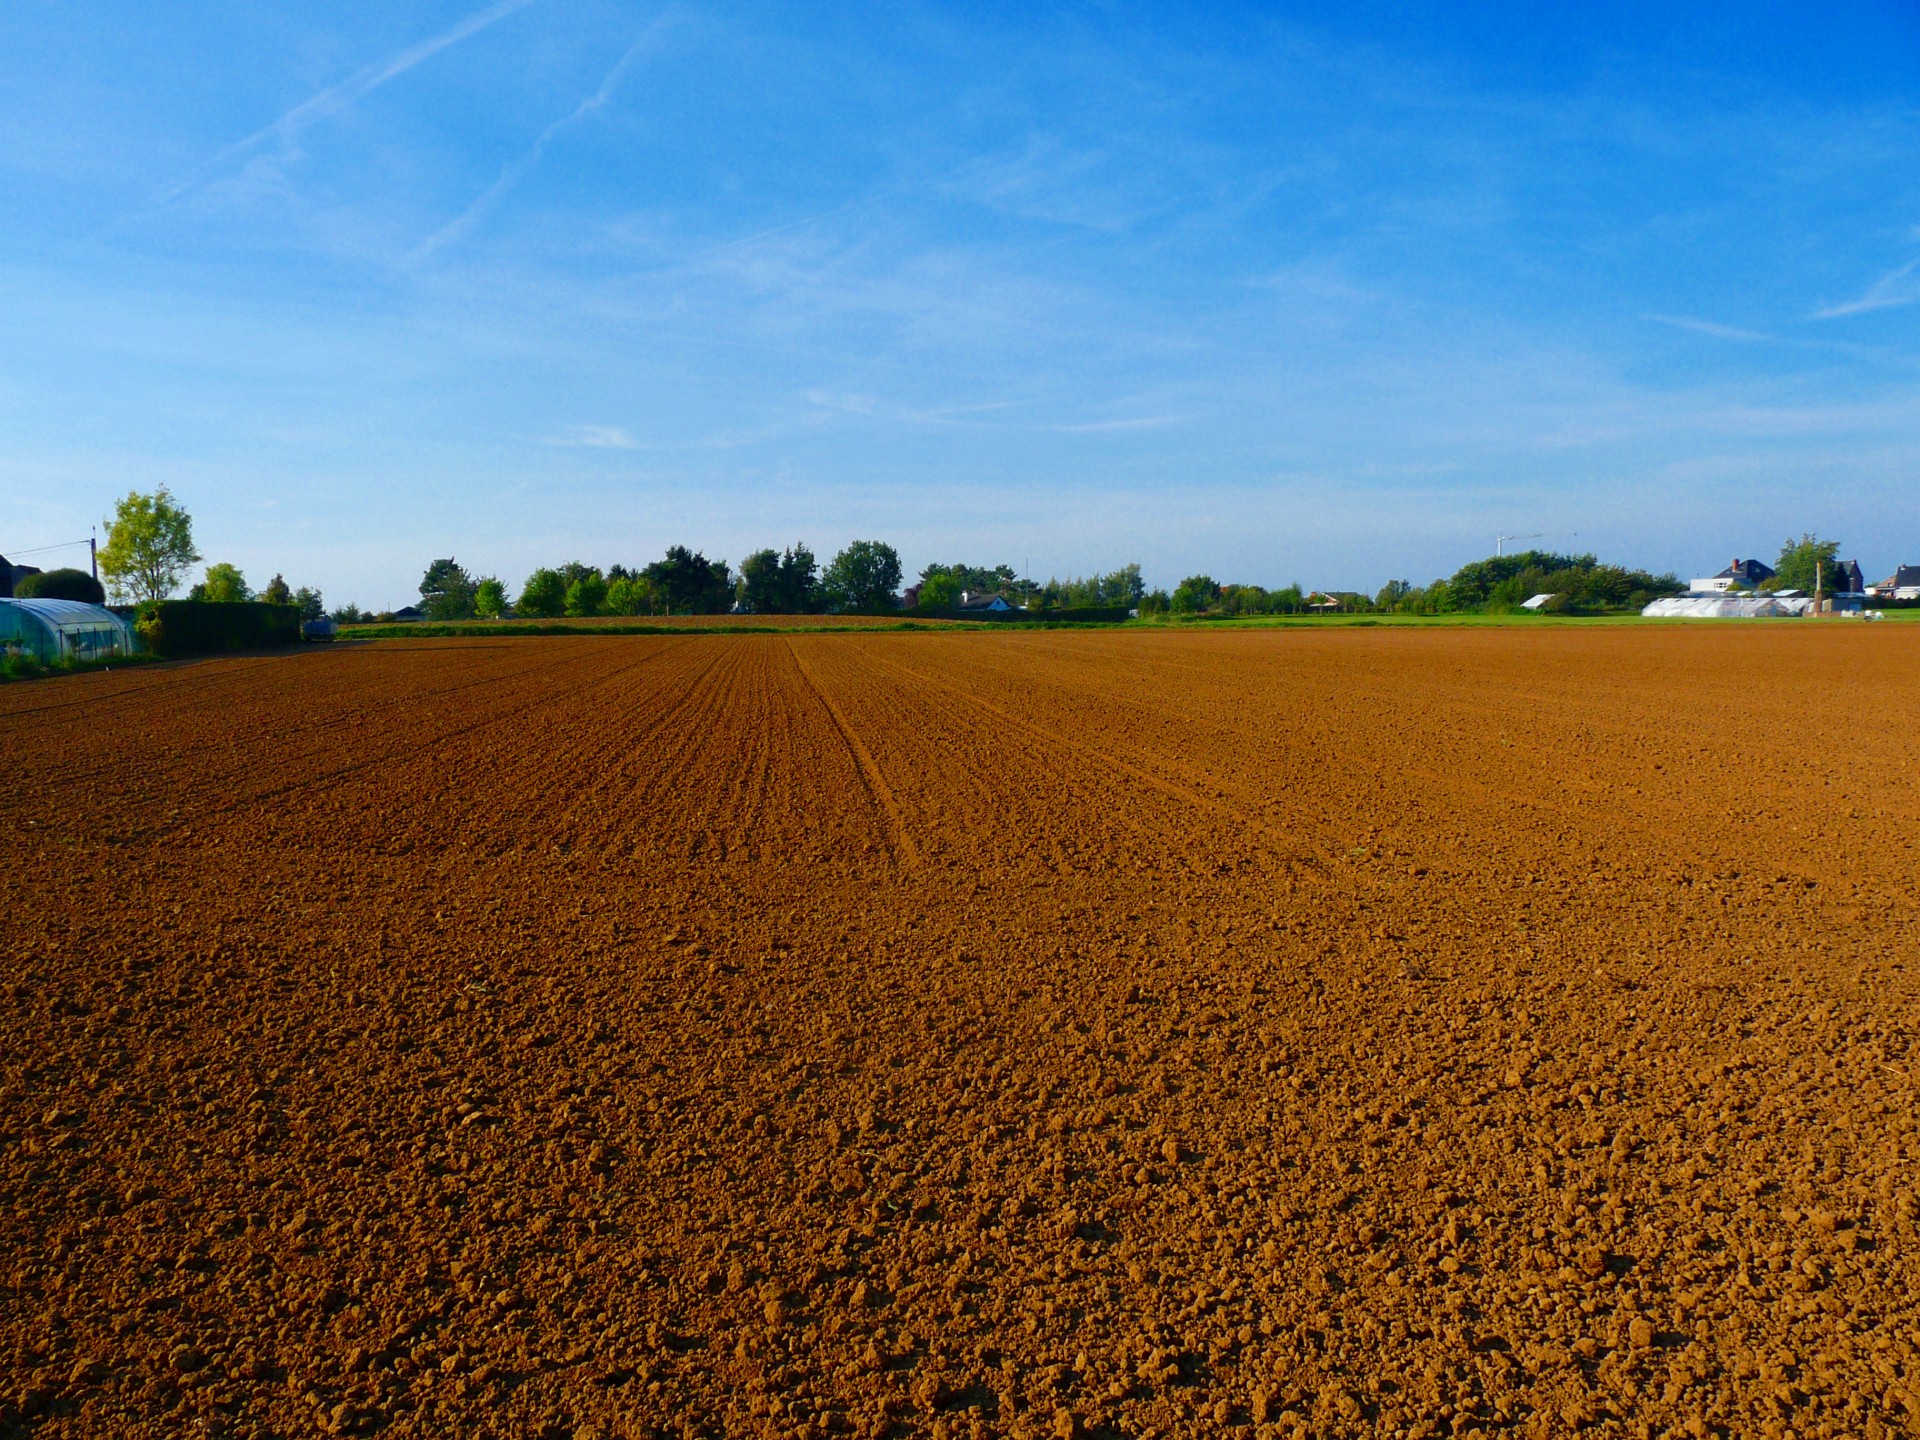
[1868, 565, 1920, 601]
[1834, 559, 1866, 594]
[955, 591, 1016, 613]
[1690, 558, 1776, 593]
[0, 555, 42, 600]
[391, 605, 425, 622]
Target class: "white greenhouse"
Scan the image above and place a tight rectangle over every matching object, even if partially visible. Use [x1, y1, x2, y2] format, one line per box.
[0, 598, 139, 662]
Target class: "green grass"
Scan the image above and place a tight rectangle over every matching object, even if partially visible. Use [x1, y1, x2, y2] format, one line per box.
[0, 649, 157, 683]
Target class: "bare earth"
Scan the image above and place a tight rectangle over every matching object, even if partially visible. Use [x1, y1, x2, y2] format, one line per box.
[4, 628, 1917, 1440]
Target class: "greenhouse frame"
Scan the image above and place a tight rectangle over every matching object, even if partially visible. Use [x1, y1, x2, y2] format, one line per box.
[0, 598, 139, 663]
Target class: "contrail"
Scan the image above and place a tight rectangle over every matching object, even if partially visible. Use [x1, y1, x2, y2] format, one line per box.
[159, 0, 542, 202]
[410, 20, 668, 262]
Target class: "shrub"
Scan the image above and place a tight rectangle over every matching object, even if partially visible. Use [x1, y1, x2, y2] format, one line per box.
[15, 567, 106, 604]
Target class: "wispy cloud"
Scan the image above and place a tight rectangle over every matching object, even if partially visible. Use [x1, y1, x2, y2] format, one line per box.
[547, 424, 639, 449]
[411, 20, 670, 262]
[1816, 256, 1920, 318]
[161, 0, 541, 203]
[1645, 313, 1774, 342]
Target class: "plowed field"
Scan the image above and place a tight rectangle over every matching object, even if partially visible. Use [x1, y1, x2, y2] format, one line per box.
[5, 629, 1918, 1440]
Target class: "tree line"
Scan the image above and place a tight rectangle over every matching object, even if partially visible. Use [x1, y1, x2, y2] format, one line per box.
[72, 486, 1727, 625]
[1146, 551, 1686, 617]
[398, 541, 906, 621]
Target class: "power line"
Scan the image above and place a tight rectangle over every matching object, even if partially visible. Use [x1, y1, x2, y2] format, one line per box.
[6, 539, 92, 557]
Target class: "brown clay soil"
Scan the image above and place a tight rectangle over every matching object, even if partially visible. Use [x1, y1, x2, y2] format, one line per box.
[4, 628, 1918, 1440]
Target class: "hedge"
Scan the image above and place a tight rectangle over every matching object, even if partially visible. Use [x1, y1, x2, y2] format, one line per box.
[14, 567, 107, 604]
[133, 600, 302, 656]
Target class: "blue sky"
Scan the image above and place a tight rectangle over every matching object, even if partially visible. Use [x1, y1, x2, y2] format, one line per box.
[2, 1, 1916, 607]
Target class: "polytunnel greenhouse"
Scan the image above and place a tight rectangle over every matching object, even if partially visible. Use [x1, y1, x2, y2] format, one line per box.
[0, 598, 139, 663]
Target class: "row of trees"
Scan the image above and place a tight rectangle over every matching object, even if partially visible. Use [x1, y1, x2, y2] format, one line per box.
[912, 562, 1146, 612]
[74, 489, 330, 618]
[76, 487, 1755, 627]
[189, 562, 326, 620]
[1147, 551, 1687, 618]
[410, 541, 906, 620]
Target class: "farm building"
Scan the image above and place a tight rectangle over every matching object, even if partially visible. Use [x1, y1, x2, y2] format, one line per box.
[1689, 558, 1776, 593]
[1868, 565, 1920, 601]
[0, 598, 139, 662]
[956, 592, 1017, 612]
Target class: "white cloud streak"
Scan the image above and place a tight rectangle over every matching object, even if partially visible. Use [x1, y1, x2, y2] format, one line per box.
[547, 424, 639, 449]
[410, 20, 670, 262]
[160, 0, 541, 202]
[1644, 313, 1774, 342]
[1815, 255, 1920, 318]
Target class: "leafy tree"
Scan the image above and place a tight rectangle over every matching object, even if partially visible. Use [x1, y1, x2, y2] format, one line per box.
[1440, 550, 1679, 614]
[733, 545, 821, 613]
[1768, 534, 1842, 593]
[292, 586, 325, 622]
[420, 558, 478, 620]
[473, 577, 509, 618]
[1376, 579, 1412, 609]
[823, 540, 902, 613]
[1138, 589, 1171, 616]
[564, 572, 609, 617]
[330, 602, 365, 624]
[99, 487, 200, 603]
[921, 561, 1018, 596]
[1037, 563, 1146, 609]
[602, 575, 655, 615]
[16, 567, 107, 604]
[259, 573, 293, 607]
[917, 573, 960, 611]
[777, 543, 821, 612]
[518, 568, 567, 618]
[190, 562, 251, 603]
[644, 546, 732, 613]
[737, 548, 783, 613]
[1170, 575, 1219, 614]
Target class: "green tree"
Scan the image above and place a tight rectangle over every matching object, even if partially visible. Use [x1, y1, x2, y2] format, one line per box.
[292, 586, 325, 622]
[644, 546, 732, 613]
[1375, 579, 1412, 609]
[737, 548, 782, 613]
[1769, 534, 1842, 593]
[473, 577, 509, 618]
[734, 545, 822, 613]
[99, 487, 200, 603]
[190, 562, 251, 603]
[419, 558, 478, 620]
[777, 544, 820, 612]
[330, 602, 365, 624]
[564, 572, 609, 617]
[518, 567, 567, 618]
[16, 567, 107, 604]
[604, 575, 657, 615]
[917, 572, 960, 612]
[1138, 589, 1171, 616]
[823, 540, 902, 613]
[1170, 575, 1219, 614]
[259, 573, 293, 607]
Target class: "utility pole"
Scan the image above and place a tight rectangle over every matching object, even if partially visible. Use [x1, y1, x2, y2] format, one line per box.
[90, 527, 97, 580]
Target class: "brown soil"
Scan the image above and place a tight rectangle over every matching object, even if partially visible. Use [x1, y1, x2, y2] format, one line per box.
[4, 628, 1916, 1440]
